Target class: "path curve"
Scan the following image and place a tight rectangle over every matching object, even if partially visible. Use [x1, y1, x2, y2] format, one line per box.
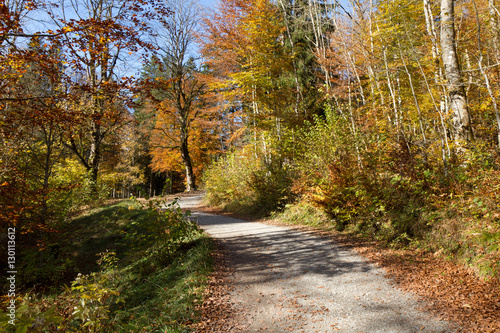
[178, 194, 458, 333]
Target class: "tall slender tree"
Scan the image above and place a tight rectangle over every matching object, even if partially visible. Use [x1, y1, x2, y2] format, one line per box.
[440, 0, 473, 146]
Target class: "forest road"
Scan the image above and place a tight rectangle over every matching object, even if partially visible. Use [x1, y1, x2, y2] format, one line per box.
[177, 194, 459, 333]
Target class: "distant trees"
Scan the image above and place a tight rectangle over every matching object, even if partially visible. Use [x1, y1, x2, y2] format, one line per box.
[202, 0, 500, 252]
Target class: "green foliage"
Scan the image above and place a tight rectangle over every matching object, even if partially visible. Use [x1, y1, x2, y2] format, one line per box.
[272, 200, 329, 227]
[203, 146, 294, 217]
[1, 199, 212, 332]
[0, 296, 64, 333]
[16, 247, 73, 288]
[134, 197, 200, 245]
[111, 236, 213, 332]
[66, 272, 120, 333]
[50, 160, 112, 217]
[295, 107, 366, 229]
[203, 148, 260, 209]
[248, 159, 295, 215]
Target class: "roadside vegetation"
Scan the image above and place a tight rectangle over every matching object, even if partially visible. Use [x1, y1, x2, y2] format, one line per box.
[199, 0, 500, 282]
[0, 198, 214, 332]
[204, 111, 500, 280]
[2, 0, 500, 330]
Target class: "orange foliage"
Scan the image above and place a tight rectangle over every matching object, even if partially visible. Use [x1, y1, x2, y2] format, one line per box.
[149, 80, 222, 184]
[199, 0, 291, 117]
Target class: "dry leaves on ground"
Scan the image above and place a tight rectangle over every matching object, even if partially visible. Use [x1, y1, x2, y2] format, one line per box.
[329, 234, 500, 333]
[190, 239, 245, 332]
[193, 204, 500, 333]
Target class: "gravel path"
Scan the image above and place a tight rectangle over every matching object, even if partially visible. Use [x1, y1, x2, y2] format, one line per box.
[179, 195, 459, 333]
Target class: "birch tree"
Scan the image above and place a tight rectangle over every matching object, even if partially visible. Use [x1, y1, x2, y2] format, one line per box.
[440, 0, 473, 145]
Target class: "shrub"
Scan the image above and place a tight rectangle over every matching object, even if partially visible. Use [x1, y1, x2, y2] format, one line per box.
[273, 200, 329, 227]
[1, 198, 210, 332]
[203, 146, 294, 216]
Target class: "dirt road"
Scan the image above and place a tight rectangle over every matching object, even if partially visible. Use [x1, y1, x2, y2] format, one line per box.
[179, 194, 458, 333]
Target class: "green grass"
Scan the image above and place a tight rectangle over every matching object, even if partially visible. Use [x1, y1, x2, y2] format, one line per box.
[1, 199, 215, 333]
[272, 201, 329, 227]
[109, 236, 214, 332]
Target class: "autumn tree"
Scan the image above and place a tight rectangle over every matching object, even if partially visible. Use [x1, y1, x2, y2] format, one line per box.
[200, 0, 296, 164]
[0, 3, 73, 228]
[200, 0, 304, 214]
[0, 0, 172, 230]
[202, 0, 290, 114]
[144, 0, 207, 191]
[38, 0, 172, 192]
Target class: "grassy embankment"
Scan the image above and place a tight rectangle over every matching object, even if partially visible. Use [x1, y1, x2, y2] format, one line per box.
[1, 198, 214, 332]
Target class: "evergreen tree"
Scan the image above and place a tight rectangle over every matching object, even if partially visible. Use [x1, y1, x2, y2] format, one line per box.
[277, 0, 336, 121]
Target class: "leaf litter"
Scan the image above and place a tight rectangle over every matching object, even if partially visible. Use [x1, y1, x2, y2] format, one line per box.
[191, 203, 500, 332]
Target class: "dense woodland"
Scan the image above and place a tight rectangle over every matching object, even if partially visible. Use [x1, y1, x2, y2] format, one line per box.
[199, 0, 500, 278]
[1, 0, 500, 330]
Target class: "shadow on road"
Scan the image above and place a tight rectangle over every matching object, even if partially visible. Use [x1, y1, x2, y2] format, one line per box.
[190, 210, 458, 333]
[194, 212, 374, 283]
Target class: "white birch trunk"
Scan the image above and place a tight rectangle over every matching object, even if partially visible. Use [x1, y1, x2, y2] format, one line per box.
[440, 0, 473, 145]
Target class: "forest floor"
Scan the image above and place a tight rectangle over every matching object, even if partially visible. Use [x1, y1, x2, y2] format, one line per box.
[173, 193, 499, 333]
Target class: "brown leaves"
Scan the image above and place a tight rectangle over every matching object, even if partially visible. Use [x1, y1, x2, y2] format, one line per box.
[189, 240, 245, 332]
[331, 233, 500, 333]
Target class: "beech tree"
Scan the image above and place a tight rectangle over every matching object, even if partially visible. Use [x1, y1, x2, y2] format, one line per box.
[200, 0, 293, 154]
[42, 0, 171, 192]
[146, 0, 205, 191]
[1, 0, 171, 229]
[0, 3, 70, 228]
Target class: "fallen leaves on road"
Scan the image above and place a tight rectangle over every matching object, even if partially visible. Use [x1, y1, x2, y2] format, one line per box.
[194, 204, 500, 332]
[261, 217, 500, 332]
[189, 239, 245, 332]
[329, 233, 500, 333]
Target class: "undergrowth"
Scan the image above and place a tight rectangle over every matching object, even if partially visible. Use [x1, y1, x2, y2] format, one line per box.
[203, 146, 294, 218]
[0, 198, 214, 332]
[204, 109, 500, 280]
[273, 181, 500, 280]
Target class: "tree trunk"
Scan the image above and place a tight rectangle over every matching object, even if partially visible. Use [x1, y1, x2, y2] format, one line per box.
[180, 133, 196, 191]
[149, 171, 153, 197]
[440, 0, 473, 145]
[489, 0, 500, 61]
[41, 137, 52, 225]
[474, 0, 500, 147]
